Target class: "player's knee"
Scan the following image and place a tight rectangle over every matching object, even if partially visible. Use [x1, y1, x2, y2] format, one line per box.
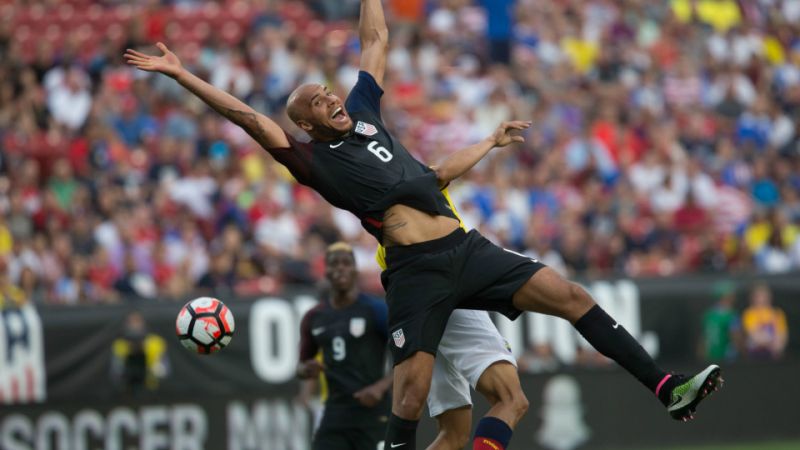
[395, 381, 428, 416]
[496, 388, 528, 421]
[514, 269, 595, 320]
[561, 281, 594, 319]
[511, 392, 529, 421]
[393, 352, 434, 417]
[396, 392, 426, 416]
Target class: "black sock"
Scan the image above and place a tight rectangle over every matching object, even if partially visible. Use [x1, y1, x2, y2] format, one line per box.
[385, 413, 418, 450]
[574, 305, 669, 402]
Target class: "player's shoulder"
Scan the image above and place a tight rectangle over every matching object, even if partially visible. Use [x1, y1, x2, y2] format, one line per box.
[345, 71, 384, 115]
[356, 294, 387, 312]
[281, 130, 314, 150]
[301, 301, 328, 321]
[356, 293, 385, 305]
[354, 70, 382, 92]
[358, 294, 386, 308]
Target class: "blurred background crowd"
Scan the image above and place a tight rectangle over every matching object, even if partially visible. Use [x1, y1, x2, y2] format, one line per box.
[1, 0, 800, 307]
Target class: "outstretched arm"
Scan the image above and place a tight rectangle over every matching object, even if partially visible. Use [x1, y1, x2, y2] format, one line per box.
[432, 121, 532, 187]
[124, 43, 289, 149]
[359, 0, 389, 87]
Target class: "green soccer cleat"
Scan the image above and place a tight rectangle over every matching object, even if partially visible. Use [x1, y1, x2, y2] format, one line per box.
[666, 364, 724, 421]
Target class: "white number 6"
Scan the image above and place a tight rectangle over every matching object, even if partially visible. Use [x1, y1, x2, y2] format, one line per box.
[367, 141, 393, 162]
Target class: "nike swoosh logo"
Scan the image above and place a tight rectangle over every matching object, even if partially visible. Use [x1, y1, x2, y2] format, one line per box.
[312, 327, 325, 335]
[390, 444, 407, 449]
[669, 394, 683, 408]
[329, 141, 344, 148]
[612, 322, 620, 329]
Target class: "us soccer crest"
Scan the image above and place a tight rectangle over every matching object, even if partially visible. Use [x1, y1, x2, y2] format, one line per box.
[355, 121, 378, 136]
[350, 317, 366, 337]
[392, 328, 405, 348]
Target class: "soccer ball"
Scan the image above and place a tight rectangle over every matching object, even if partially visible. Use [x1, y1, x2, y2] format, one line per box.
[176, 297, 235, 354]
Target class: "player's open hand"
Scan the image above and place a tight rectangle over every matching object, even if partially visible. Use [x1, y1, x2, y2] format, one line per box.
[124, 42, 183, 78]
[491, 120, 531, 148]
[353, 383, 384, 407]
[297, 359, 325, 379]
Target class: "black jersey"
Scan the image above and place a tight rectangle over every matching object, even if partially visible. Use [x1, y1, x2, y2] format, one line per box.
[264, 71, 458, 242]
[298, 294, 390, 428]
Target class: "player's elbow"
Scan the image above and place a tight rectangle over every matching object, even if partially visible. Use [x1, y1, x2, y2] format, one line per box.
[295, 362, 311, 379]
[432, 165, 454, 186]
[361, 28, 389, 50]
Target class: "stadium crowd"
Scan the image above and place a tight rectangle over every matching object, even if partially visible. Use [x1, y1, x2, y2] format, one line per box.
[1, 0, 800, 305]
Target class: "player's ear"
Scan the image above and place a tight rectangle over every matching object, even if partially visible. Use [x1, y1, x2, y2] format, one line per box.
[297, 120, 313, 131]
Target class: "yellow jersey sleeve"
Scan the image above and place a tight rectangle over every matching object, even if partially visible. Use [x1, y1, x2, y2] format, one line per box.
[375, 245, 387, 271]
[374, 187, 467, 271]
[316, 350, 328, 403]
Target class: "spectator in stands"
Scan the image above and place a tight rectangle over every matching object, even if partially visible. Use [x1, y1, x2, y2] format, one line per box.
[755, 228, 794, 274]
[0, 258, 26, 310]
[114, 252, 157, 301]
[0, 216, 11, 258]
[700, 281, 743, 362]
[197, 251, 236, 298]
[53, 257, 96, 305]
[742, 283, 789, 360]
[110, 311, 169, 396]
[46, 66, 92, 131]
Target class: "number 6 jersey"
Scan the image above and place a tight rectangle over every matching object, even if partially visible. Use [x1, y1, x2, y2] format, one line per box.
[264, 71, 458, 242]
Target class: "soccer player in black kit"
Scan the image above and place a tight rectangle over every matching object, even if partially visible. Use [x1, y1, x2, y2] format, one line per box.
[297, 242, 392, 450]
[126, 0, 723, 448]
[300, 240, 529, 450]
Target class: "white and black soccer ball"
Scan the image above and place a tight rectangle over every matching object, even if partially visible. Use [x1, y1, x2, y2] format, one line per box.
[175, 297, 235, 354]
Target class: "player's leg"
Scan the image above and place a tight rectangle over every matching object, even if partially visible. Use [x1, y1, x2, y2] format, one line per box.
[426, 339, 473, 450]
[428, 406, 472, 450]
[473, 361, 527, 450]
[391, 351, 436, 420]
[382, 314, 448, 450]
[382, 233, 467, 449]
[475, 361, 528, 428]
[435, 309, 525, 450]
[512, 267, 722, 420]
[385, 351, 435, 450]
[457, 231, 721, 421]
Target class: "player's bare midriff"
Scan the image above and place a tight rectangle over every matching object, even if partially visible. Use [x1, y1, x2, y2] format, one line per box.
[381, 204, 461, 247]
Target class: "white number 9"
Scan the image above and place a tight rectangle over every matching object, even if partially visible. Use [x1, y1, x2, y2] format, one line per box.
[332, 336, 346, 361]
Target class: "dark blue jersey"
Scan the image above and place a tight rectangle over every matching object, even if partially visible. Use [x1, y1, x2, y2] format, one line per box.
[264, 71, 458, 242]
[299, 294, 390, 428]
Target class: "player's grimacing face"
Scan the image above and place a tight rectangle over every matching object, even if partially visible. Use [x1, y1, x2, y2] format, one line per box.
[325, 251, 356, 290]
[306, 85, 352, 134]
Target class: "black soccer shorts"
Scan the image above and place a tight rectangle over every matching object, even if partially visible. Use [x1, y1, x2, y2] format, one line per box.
[381, 228, 545, 365]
